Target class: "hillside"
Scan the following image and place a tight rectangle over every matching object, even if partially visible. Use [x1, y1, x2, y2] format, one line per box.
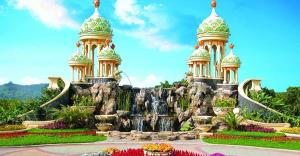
[0, 82, 48, 100]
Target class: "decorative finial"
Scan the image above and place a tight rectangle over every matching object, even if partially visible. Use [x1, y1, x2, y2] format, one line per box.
[198, 40, 204, 46]
[94, 0, 100, 8]
[211, 0, 217, 8]
[111, 43, 115, 50]
[194, 45, 199, 49]
[76, 42, 81, 48]
[229, 43, 234, 49]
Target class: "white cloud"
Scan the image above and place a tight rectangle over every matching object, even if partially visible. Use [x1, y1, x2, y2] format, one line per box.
[19, 76, 46, 85]
[126, 28, 190, 51]
[114, 0, 189, 52]
[9, 0, 79, 29]
[0, 77, 7, 85]
[120, 74, 163, 88]
[115, 0, 144, 25]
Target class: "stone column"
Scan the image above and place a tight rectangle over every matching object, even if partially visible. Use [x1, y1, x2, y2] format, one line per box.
[99, 62, 102, 77]
[77, 68, 80, 82]
[110, 62, 113, 77]
[193, 62, 196, 77]
[227, 69, 232, 84]
[217, 45, 221, 78]
[235, 69, 238, 84]
[200, 63, 203, 77]
[223, 69, 227, 84]
[103, 62, 106, 77]
[71, 67, 74, 82]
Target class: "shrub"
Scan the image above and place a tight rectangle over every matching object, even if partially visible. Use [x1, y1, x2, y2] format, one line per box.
[72, 95, 96, 106]
[39, 121, 67, 129]
[238, 124, 276, 133]
[53, 106, 94, 128]
[222, 111, 244, 130]
[281, 127, 300, 134]
[0, 125, 26, 131]
[179, 93, 190, 111]
[214, 97, 236, 107]
[180, 121, 192, 131]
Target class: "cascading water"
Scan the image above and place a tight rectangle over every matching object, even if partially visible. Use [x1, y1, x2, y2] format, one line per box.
[132, 116, 144, 132]
[151, 95, 159, 114]
[159, 117, 174, 131]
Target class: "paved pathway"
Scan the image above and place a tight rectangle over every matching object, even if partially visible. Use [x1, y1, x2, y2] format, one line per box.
[0, 139, 300, 156]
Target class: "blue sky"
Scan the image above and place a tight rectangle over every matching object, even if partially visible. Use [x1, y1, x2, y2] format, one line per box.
[0, 0, 299, 92]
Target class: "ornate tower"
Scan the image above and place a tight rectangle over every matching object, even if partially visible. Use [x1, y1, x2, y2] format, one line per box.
[69, 42, 92, 82]
[197, 0, 230, 79]
[79, 0, 113, 78]
[69, 0, 122, 83]
[187, 41, 211, 79]
[221, 44, 241, 84]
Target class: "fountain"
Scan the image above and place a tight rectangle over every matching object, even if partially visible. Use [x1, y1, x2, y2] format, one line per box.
[192, 116, 213, 132]
[95, 115, 117, 132]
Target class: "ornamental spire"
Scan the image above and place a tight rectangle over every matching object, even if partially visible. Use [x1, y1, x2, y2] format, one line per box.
[229, 43, 234, 56]
[76, 42, 81, 53]
[91, 0, 100, 18]
[211, 0, 217, 8]
[94, 0, 100, 8]
[198, 40, 204, 47]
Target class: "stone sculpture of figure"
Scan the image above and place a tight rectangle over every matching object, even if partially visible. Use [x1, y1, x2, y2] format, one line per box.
[185, 71, 193, 83]
[113, 70, 122, 83]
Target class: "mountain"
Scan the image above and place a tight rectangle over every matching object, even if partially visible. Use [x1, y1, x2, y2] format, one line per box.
[0, 82, 48, 100]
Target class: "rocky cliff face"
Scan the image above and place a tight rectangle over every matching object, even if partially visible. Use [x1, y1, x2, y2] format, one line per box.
[71, 80, 237, 132]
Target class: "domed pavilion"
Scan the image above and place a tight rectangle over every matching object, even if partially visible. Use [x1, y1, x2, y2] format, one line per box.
[222, 44, 241, 84]
[187, 41, 211, 78]
[187, 0, 241, 88]
[69, 0, 122, 83]
[197, 0, 230, 79]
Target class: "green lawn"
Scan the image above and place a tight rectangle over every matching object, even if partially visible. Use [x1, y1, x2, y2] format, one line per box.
[0, 135, 106, 146]
[217, 130, 285, 138]
[203, 137, 300, 151]
[28, 128, 90, 133]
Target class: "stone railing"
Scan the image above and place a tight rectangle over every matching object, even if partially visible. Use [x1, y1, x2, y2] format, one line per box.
[17, 77, 70, 121]
[238, 79, 288, 120]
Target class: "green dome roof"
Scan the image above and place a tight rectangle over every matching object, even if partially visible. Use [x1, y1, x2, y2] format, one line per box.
[197, 8, 230, 37]
[189, 47, 211, 61]
[80, 9, 113, 35]
[99, 47, 121, 63]
[69, 52, 92, 65]
[221, 52, 241, 67]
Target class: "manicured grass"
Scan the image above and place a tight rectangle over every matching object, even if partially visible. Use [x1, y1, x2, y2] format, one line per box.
[203, 137, 300, 151]
[0, 135, 106, 146]
[28, 128, 89, 133]
[217, 130, 285, 138]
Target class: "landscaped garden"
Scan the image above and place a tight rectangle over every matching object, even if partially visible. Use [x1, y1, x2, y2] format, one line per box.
[203, 130, 300, 150]
[81, 143, 223, 156]
[0, 127, 106, 146]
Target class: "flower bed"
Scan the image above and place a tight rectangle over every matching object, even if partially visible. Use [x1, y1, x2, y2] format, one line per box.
[0, 125, 26, 131]
[281, 127, 300, 134]
[142, 143, 173, 153]
[208, 134, 300, 142]
[39, 121, 67, 129]
[238, 124, 275, 133]
[111, 148, 206, 156]
[0, 129, 96, 138]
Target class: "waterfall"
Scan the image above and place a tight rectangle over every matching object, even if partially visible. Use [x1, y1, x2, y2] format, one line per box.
[151, 95, 159, 114]
[133, 116, 144, 132]
[159, 117, 174, 131]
